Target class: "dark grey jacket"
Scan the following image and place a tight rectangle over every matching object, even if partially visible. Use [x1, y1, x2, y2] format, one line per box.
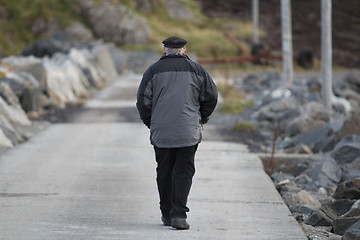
[136, 54, 218, 148]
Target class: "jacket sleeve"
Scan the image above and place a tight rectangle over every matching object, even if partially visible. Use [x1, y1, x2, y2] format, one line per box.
[199, 69, 218, 124]
[136, 67, 153, 128]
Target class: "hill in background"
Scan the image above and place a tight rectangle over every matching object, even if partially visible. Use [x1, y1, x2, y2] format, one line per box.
[0, 0, 358, 68]
[0, 0, 252, 60]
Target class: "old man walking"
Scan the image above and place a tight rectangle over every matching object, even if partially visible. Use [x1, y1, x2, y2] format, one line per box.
[136, 36, 218, 230]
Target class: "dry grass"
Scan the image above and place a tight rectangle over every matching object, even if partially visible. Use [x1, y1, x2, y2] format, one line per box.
[232, 121, 258, 131]
[217, 82, 254, 114]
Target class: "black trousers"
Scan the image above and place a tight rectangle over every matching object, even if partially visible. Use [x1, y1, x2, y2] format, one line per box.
[154, 144, 198, 219]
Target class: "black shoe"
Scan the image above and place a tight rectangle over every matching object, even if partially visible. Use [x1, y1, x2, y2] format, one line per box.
[171, 217, 190, 230]
[161, 216, 172, 226]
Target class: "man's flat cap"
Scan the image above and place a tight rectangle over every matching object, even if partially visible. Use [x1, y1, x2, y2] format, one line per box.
[162, 36, 187, 48]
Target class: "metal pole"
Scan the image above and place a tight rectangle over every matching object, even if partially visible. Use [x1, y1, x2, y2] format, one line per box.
[281, 0, 294, 85]
[321, 0, 332, 110]
[252, 0, 259, 44]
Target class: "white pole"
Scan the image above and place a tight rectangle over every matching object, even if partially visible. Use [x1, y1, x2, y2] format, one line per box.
[281, 0, 294, 85]
[321, 0, 332, 110]
[252, 0, 259, 44]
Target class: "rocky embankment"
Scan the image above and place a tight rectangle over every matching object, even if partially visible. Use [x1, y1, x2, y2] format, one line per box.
[0, 35, 161, 153]
[0, 42, 111, 150]
[232, 71, 360, 239]
[0, 0, 165, 152]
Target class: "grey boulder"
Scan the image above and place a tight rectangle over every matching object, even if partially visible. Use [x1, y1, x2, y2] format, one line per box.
[343, 221, 360, 240]
[312, 156, 342, 189]
[331, 135, 360, 165]
[333, 178, 360, 200]
[78, 0, 150, 45]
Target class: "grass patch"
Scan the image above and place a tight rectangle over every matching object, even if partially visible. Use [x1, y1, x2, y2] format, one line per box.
[127, 0, 254, 58]
[232, 121, 258, 131]
[219, 101, 254, 115]
[217, 82, 254, 114]
[0, 0, 83, 56]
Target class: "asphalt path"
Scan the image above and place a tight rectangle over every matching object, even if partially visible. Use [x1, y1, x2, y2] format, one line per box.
[0, 73, 307, 239]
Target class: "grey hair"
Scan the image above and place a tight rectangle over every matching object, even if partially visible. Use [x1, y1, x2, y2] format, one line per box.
[164, 47, 186, 55]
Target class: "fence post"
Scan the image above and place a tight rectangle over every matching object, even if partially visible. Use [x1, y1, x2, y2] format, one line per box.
[252, 0, 259, 44]
[321, 0, 332, 110]
[281, 0, 294, 85]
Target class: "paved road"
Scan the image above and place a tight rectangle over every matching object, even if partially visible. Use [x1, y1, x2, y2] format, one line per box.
[0, 74, 307, 239]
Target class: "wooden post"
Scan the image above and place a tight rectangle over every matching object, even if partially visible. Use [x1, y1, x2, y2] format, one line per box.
[252, 0, 259, 44]
[281, 0, 294, 85]
[321, 0, 332, 110]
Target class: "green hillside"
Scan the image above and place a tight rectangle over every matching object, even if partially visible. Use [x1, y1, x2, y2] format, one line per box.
[0, 0, 254, 58]
[0, 0, 83, 56]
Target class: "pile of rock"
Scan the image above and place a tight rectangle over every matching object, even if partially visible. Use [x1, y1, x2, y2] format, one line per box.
[271, 137, 360, 239]
[235, 71, 360, 239]
[238, 71, 360, 154]
[0, 26, 162, 151]
[0, 42, 118, 150]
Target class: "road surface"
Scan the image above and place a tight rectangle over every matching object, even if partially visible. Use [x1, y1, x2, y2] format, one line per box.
[0, 73, 307, 239]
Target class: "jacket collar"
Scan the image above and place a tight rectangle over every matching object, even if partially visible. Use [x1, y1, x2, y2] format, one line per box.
[160, 54, 189, 60]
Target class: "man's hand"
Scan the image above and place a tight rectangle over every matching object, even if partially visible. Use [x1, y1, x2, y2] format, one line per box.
[143, 119, 151, 129]
[200, 116, 208, 124]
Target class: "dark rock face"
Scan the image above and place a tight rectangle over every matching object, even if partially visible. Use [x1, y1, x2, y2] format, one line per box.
[334, 216, 360, 235]
[22, 38, 71, 58]
[76, 0, 150, 45]
[304, 207, 337, 227]
[312, 157, 342, 189]
[343, 200, 360, 217]
[327, 199, 356, 216]
[132, 0, 152, 13]
[333, 178, 360, 200]
[164, 0, 199, 21]
[342, 169, 360, 182]
[331, 135, 360, 165]
[343, 221, 360, 240]
[345, 70, 360, 93]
